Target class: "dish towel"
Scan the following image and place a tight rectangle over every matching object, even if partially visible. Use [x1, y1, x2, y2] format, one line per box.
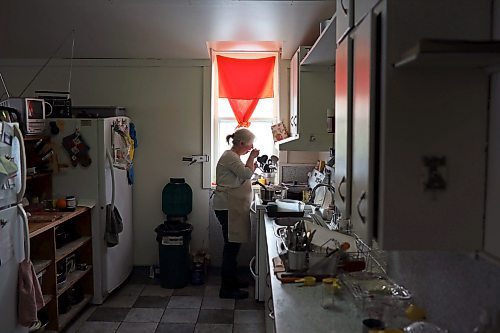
[18, 258, 44, 327]
[105, 204, 123, 247]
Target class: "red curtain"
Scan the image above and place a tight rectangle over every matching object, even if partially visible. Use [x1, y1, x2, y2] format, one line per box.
[217, 55, 275, 127]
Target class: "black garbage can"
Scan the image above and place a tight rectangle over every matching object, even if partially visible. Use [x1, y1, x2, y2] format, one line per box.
[155, 222, 193, 289]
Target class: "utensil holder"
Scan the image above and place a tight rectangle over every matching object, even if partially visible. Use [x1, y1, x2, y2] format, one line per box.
[287, 250, 307, 271]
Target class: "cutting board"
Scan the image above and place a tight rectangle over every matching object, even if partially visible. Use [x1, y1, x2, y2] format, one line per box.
[276, 272, 333, 284]
[29, 214, 63, 223]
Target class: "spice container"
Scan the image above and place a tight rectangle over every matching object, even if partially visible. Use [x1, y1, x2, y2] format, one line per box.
[66, 196, 77, 211]
[321, 277, 340, 309]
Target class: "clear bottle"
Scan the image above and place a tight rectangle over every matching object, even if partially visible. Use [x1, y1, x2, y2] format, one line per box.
[321, 278, 337, 309]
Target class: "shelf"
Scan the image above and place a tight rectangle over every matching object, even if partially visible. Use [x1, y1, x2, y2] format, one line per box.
[394, 39, 500, 69]
[300, 14, 336, 66]
[27, 172, 53, 181]
[57, 294, 92, 331]
[55, 236, 91, 263]
[24, 135, 49, 142]
[43, 294, 54, 306]
[29, 207, 90, 238]
[56, 266, 92, 297]
[33, 259, 52, 274]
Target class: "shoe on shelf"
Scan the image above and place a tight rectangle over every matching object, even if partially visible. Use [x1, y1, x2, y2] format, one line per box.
[219, 288, 249, 299]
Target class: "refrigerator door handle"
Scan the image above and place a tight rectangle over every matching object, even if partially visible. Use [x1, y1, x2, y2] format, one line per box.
[18, 204, 29, 259]
[13, 124, 26, 202]
[106, 149, 116, 207]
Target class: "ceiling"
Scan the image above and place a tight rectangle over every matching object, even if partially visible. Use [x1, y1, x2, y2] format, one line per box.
[0, 0, 336, 60]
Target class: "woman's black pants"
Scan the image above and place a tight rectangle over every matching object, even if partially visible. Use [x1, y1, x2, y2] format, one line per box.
[215, 210, 241, 290]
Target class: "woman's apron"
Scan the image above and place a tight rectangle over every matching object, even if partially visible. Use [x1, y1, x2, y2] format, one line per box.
[226, 180, 253, 243]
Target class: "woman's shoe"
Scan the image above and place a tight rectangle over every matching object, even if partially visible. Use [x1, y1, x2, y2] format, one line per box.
[219, 288, 249, 299]
[236, 278, 249, 288]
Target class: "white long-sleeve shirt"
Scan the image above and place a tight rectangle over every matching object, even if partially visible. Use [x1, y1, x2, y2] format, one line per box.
[213, 150, 254, 210]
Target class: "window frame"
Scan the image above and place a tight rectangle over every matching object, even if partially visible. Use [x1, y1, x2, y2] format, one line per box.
[209, 51, 280, 186]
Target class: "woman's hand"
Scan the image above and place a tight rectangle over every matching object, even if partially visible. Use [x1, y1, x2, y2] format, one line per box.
[249, 148, 260, 159]
[246, 148, 260, 171]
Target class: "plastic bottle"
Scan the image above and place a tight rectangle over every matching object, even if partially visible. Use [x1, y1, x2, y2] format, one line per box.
[321, 278, 340, 309]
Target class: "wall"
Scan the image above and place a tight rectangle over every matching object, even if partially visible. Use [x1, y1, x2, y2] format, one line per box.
[0, 58, 211, 265]
[383, 3, 500, 332]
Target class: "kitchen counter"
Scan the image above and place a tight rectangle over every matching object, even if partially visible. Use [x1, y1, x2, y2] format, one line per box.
[264, 212, 363, 333]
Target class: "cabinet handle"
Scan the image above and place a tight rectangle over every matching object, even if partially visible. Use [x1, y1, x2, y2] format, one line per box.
[341, 0, 348, 15]
[267, 297, 275, 320]
[13, 125, 26, 202]
[338, 176, 346, 202]
[356, 191, 367, 224]
[249, 256, 258, 279]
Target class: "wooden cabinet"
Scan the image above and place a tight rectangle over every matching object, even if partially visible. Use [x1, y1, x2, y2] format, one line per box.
[334, 0, 492, 250]
[279, 18, 335, 152]
[288, 46, 310, 137]
[350, 13, 376, 245]
[29, 208, 93, 331]
[24, 135, 94, 331]
[333, 37, 352, 221]
[354, 0, 380, 26]
[24, 135, 53, 204]
[336, 0, 353, 43]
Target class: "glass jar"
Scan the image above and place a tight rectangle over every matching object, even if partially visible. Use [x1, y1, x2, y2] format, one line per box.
[321, 278, 336, 309]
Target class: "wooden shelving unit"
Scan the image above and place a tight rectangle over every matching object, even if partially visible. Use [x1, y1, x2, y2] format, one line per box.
[28, 207, 94, 331]
[56, 266, 93, 297]
[55, 236, 91, 262]
[28, 207, 93, 331]
[57, 295, 92, 330]
[24, 135, 96, 331]
[33, 259, 52, 274]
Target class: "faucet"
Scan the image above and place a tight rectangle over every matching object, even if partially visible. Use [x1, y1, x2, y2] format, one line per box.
[308, 183, 335, 206]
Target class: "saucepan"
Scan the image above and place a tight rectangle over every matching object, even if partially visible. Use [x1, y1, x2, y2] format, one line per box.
[253, 181, 287, 202]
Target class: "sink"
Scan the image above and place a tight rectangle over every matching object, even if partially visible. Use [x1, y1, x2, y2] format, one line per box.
[273, 216, 308, 227]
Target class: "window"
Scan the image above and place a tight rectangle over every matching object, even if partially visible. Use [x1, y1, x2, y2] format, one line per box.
[211, 52, 279, 184]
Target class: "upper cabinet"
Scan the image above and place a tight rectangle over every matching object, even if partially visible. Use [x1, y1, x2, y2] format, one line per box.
[278, 16, 336, 152]
[334, 0, 493, 250]
[336, 0, 353, 44]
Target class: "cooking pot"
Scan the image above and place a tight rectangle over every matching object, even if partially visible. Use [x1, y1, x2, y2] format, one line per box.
[254, 182, 287, 201]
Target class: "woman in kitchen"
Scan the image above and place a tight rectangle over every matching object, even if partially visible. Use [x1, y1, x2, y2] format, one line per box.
[213, 128, 260, 299]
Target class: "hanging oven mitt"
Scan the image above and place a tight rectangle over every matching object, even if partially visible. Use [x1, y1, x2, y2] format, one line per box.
[62, 131, 92, 167]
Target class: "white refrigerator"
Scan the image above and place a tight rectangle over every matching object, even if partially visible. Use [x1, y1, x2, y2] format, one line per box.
[0, 122, 29, 333]
[51, 117, 133, 304]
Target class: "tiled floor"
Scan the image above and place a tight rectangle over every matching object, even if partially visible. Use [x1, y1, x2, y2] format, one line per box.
[63, 268, 265, 333]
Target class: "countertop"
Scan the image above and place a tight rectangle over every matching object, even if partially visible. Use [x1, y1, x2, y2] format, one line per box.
[264, 213, 363, 333]
[28, 206, 90, 238]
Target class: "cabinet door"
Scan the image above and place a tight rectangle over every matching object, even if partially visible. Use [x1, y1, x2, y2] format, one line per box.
[350, 12, 376, 245]
[354, 0, 379, 27]
[289, 49, 299, 137]
[336, 0, 353, 43]
[333, 37, 352, 220]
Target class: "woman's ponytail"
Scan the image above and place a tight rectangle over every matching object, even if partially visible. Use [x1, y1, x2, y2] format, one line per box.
[226, 134, 234, 144]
